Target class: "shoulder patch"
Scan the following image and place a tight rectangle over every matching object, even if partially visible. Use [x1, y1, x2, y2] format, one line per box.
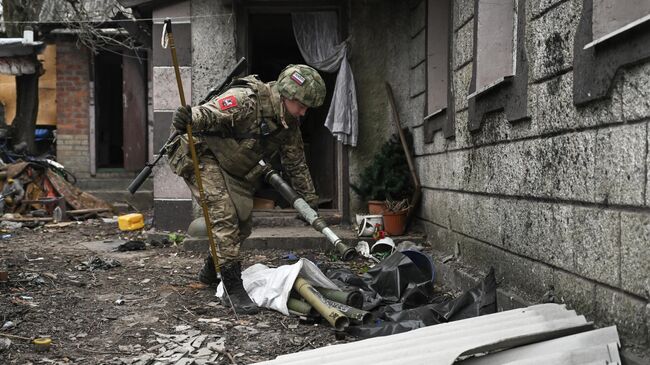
[217, 95, 238, 111]
[290, 71, 305, 86]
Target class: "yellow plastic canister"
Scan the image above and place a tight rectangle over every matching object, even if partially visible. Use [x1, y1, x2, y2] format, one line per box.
[118, 213, 145, 231]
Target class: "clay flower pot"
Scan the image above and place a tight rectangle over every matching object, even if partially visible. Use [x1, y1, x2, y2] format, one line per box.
[382, 209, 408, 236]
[367, 200, 387, 214]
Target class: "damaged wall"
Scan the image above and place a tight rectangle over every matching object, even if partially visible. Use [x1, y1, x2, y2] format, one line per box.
[413, 0, 650, 353]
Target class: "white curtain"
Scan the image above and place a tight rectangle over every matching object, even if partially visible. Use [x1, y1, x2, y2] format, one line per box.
[292, 12, 358, 147]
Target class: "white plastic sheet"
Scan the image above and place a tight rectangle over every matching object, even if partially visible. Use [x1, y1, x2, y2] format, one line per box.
[292, 12, 359, 147]
[216, 258, 339, 315]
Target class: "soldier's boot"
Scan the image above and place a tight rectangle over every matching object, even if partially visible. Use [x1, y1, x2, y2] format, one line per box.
[197, 256, 220, 286]
[221, 261, 259, 315]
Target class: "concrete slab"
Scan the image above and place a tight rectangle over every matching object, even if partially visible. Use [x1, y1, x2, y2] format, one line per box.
[80, 239, 127, 253]
[181, 226, 426, 253]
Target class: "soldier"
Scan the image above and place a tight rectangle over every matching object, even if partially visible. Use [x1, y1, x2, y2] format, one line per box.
[167, 64, 326, 314]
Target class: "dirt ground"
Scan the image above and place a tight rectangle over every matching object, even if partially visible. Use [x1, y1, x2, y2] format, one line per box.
[0, 218, 431, 365]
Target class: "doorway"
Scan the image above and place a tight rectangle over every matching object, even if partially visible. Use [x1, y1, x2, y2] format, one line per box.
[247, 13, 338, 210]
[93, 51, 148, 172]
[94, 51, 123, 169]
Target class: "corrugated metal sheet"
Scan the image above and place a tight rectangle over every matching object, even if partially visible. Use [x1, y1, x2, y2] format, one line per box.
[254, 304, 620, 365]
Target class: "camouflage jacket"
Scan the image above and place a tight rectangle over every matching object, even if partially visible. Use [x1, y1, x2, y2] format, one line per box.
[182, 76, 318, 207]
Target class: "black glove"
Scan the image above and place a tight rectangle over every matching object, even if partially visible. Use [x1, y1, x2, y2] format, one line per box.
[172, 105, 192, 132]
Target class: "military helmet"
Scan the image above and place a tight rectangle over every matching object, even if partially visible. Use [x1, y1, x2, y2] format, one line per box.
[276, 64, 326, 108]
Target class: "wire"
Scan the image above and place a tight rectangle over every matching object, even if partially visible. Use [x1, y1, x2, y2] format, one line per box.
[1, 13, 233, 25]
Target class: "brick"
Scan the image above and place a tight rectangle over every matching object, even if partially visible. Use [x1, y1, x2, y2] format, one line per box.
[420, 219, 456, 255]
[595, 124, 646, 206]
[453, 20, 473, 69]
[448, 192, 503, 246]
[527, 0, 580, 81]
[594, 286, 648, 348]
[407, 92, 425, 128]
[553, 269, 597, 321]
[621, 212, 650, 298]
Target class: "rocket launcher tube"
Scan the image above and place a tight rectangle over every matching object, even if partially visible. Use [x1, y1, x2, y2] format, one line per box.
[262, 162, 356, 261]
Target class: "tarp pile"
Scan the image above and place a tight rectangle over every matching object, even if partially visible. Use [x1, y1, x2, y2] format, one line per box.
[232, 249, 497, 339]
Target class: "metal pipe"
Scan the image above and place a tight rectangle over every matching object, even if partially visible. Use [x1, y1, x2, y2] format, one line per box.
[293, 277, 349, 331]
[315, 287, 364, 309]
[263, 164, 356, 261]
[287, 298, 315, 316]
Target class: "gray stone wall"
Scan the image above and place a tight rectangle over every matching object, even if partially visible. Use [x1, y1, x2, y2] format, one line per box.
[412, 0, 650, 353]
[348, 0, 414, 214]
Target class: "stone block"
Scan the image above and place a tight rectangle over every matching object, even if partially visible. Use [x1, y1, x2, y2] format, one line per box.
[453, 62, 472, 112]
[153, 112, 173, 151]
[410, 61, 426, 97]
[621, 212, 650, 298]
[153, 23, 191, 67]
[517, 132, 596, 202]
[421, 219, 455, 255]
[410, 0, 426, 38]
[453, 21, 474, 70]
[528, 0, 568, 20]
[454, 0, 474, 30]
[420, 188, 451, 228]
[533, 72, 623, 136]
[622, 62, 650, 122]
[410, 30, 426, 69]
[154, 199, 193, 232]
[153, 67, 192, 111]
[553, 269, 597, 321]
[501, 200, 574, 270]
[408, 92, 426, 128]
[527, 1, 580, 82]
[570, 206, 620, 287]
[191, 0, 236, 103]
[594, 286, 648, 348]
[459, 234, 553, 301]
[448, 193, 504, 246]
[153, 160, 192, 199]
[454, 110, 470, 149]
[595, 124, 646, 206]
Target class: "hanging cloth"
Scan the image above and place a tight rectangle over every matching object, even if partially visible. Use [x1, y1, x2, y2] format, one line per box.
[291, 12, 359, 147]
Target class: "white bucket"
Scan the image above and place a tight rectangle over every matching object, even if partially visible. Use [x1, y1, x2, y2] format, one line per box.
[357, 214, 383, 237]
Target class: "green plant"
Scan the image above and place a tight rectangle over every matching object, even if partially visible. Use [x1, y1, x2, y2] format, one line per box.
[351, 134, 413, 202]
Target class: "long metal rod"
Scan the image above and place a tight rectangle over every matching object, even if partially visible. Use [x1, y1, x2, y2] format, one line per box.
[164, 19, 237, 319]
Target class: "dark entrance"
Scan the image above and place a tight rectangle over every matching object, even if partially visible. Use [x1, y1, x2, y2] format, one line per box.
[248, 13, 338, 210]
[94, 51, 123, 168]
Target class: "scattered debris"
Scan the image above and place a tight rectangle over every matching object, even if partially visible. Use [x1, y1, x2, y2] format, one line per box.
[0, 337, 11, 352]
[116, 240, 146, 252]
[119, 330, 225, 365]
[77, 256, 121, 271]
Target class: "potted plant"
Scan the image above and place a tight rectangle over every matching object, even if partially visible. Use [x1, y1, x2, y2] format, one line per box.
[382, 198, 410, 236]
[352, 134, 414, 215]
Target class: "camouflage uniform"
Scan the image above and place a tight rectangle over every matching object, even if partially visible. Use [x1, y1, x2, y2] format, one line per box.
[167, 73, 319, 263]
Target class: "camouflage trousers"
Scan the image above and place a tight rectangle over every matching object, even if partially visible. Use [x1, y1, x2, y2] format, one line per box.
[184, 152, 254, 263]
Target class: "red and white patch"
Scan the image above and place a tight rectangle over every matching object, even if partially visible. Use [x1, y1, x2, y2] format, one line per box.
[290, 71, 305, 86]
[217, 96, 238, 111]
